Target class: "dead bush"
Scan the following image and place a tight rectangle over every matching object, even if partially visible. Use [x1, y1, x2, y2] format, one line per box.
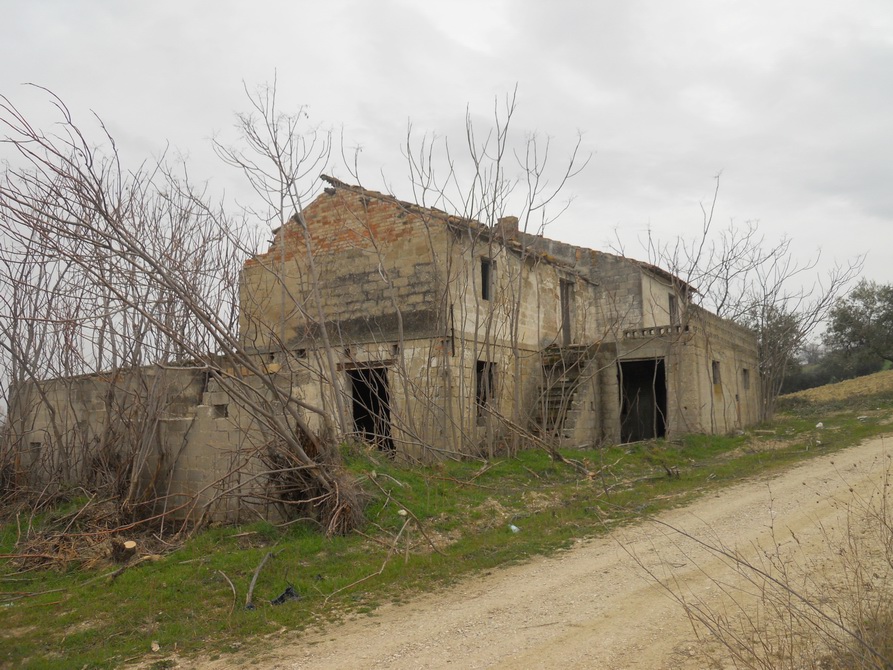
[641, 463, 893, 670]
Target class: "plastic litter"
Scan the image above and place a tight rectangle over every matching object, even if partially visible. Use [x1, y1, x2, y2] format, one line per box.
[508, 524, 521, 533]
[271, 585, 302, 606]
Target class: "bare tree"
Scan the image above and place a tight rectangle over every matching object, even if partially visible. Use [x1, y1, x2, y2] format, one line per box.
[395, 88, 589, 457]
[0, 86, 362, 533]
[633, 176, 863, 421]
[213, 80, 350, 439]
[0, 81, 589, 549]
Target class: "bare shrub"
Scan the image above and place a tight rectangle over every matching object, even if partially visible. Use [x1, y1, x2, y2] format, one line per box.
[622, 177, 863, 422]
[0, 86, 363, 536]
[634, 460, 893, 669]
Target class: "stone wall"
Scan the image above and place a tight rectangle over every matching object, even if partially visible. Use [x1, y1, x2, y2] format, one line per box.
[241, 185, 447, 351]
[10, 365, 322, 522]
[517, 236, 647, 334]
[239, 180, 610, 455]
[615, 308, 760, 438]
[441, 224, 603, 451]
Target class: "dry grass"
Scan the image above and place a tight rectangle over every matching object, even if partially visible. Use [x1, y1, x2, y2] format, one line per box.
[785, 369, 893, 404]
[656, 445, 893, 668]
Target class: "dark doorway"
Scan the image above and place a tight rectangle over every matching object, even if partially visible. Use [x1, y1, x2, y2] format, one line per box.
[349, 366, 394, 452]
[618, 358, 667, 443]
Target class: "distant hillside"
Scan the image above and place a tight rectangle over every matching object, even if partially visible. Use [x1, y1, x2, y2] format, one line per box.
[783, 369, 893, 403]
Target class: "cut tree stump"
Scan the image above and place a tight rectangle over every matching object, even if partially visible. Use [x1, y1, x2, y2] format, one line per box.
[110, 539, 137, 563]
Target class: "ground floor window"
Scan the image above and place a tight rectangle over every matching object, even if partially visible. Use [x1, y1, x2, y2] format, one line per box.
[476, 360, 496, 417]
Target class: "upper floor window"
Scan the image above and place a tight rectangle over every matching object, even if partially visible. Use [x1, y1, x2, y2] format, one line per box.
[668, 293, 679, 325]
[481, 258, 495, 301]
[560, 279, 574, 346]
[712, 360, 721, 385]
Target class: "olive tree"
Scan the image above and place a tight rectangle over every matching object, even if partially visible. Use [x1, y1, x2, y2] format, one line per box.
[825, 279, 893, 364]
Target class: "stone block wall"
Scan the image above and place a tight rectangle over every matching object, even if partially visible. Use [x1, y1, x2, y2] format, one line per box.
[687, 307, 760, 432]
[515, 235, 654, 336]
[613, 309, 760, 438]
[11, 368, 204, 484]
[446, 228, 596, 351]
[10, 366, 304, 522]
[241, 185, 447, 352]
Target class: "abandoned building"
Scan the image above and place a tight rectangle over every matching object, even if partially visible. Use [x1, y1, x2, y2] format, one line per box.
[239, 176, 759, 454]
[10, 176, 760, 519]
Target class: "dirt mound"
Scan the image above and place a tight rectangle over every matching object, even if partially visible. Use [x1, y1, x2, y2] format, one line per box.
[784, 368, 893, 403]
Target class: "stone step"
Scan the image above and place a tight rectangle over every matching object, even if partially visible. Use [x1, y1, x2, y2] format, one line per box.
[533, 344, 597, 442]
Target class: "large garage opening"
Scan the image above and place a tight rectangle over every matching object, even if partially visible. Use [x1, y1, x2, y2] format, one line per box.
[618, 358, 667, 443]
[349, 366, 394, 452]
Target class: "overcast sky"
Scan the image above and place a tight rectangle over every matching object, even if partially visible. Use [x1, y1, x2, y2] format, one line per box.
[2, 0, 891, 287]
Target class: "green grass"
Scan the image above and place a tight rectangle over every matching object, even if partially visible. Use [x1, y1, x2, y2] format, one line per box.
[2, 393, 892, 669]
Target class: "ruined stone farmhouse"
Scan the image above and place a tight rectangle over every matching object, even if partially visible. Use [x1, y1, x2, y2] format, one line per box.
[11, 176, 760, 519]
[239, 176, 759, 454]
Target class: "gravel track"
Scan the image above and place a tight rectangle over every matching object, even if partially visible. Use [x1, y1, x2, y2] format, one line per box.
[198, 434, 893, 669]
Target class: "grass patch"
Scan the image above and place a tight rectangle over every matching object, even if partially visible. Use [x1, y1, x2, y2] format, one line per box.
[2, 389, 892, 668]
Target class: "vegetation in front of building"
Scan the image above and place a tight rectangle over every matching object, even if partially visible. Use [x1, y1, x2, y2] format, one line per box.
[2, 375, 892, 669]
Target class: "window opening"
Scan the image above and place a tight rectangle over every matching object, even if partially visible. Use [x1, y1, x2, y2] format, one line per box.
[481, 258, 494, 301]
[668, 294, 679, 325]
[742, 368, 750, 390]
[560, 279, 574, 346]
[476, 360, 496, 417]
[712, 360, 721, 385]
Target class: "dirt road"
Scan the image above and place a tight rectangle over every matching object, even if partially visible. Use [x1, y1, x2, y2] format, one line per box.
[202, 435, 893, 669]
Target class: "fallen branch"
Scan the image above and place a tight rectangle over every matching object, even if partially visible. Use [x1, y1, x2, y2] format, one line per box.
[59, 493, 98, 536]
[427, 473, 497, 490]
[76, 554, 163, 588]
[108, 554, 162, 583]
[0, 589, 68, 603]
[489, 411, 592, 477]
[245, 551, 273, 609]
[366, 475, 445, 556]
[589, 456, 623, 480]
[218, 570, 237, 617]
[375, 472, 407, 488]
[521, 465, 541, 480]
[469, 463, 493, 482]
[325, 518, 410, 604]
[354, 529, 401, 550]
